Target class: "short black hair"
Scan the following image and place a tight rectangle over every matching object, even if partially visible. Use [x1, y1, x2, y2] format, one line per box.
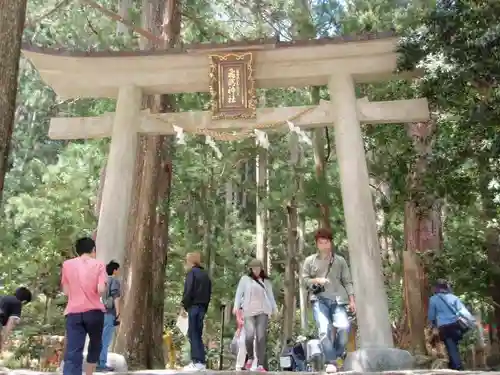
[106, 261, 120, 276]
[75, 237, 95, 256]
[15, 287, 32, 304]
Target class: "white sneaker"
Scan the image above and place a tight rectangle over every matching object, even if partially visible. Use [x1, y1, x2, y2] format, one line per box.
[183, 363, 196, 371]
[183, 363, 206, 372]
[325, 363, 338, 373]
[195, 363, 206, 371]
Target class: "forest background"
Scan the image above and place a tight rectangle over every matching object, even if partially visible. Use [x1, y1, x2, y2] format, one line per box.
[0, 0, 499, 371]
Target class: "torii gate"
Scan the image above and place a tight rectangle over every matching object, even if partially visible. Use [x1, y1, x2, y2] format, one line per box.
[22, 32, 429, 353]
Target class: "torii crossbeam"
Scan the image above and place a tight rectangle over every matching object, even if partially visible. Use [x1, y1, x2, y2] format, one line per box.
[48, 98, 429, 139]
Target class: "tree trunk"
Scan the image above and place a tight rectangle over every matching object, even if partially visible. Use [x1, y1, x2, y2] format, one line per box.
[114, 0, 180, 368]
[290, 0, 332, 230]
[284, 134, 300, 341]
[201, 177, 214, 278]
[0, 0, 27, 199]
[117, 0, 132, 35]
[287, 0, 328, 332]
[298, 213, 308, 332]
[240, 161, 249, 210]
[256, 146, 268, 269]
[310, 90, 331, 230]
[224, 180, 234, 238]
[477, 155, 500, 351]
[150, 132, 174, 368]
[115, 135, 158, 367]
[94, 164, 107, 218]
[401, 121, 441, 354]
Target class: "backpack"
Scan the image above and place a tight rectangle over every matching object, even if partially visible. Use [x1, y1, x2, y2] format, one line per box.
[102, 276, 115, 309]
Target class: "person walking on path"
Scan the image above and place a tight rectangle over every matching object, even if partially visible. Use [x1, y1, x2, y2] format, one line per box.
[97, 261, 121, 372]
[0, 287, 32, 353]
[182, 252, 212, 372]
[233, 258, 278, 372]
[61, 237, 107, 375]
[428, 279, 475, 370]
[301, 228, 356, 373]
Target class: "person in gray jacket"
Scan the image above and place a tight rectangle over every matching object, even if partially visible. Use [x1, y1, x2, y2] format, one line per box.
[233, 259, 278, 372]
[301, 228, 355, 373]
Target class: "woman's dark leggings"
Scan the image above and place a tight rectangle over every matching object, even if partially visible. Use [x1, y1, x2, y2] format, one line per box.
[244, 314, 269, 367]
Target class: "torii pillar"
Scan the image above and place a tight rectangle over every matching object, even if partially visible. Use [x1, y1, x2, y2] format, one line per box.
[328, 72, 393, 348]
[95, 85, 142, 265]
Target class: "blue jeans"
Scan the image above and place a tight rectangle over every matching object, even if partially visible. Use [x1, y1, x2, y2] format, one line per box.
[312, 298, 349, 363]
[98, 313, 116, 368]
[63, 310, 104, 375]
[439, 322, 463, 370]
[292, 356, 306, 371]
[187, 305, 207, 364]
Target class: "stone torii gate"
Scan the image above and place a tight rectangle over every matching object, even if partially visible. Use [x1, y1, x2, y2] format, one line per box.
[22, 32, 429, 363]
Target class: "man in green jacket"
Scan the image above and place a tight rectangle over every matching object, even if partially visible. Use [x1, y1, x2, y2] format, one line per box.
[302, 228, 356, 373]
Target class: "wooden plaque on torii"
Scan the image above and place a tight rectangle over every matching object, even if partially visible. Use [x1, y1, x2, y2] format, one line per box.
[208, 52, 257, 120]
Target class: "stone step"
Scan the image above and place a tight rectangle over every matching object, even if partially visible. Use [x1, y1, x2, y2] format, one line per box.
[0, 370, 496, 375]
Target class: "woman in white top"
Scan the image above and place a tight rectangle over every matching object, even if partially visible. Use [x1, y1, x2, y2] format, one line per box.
[233, 259, 278, 372]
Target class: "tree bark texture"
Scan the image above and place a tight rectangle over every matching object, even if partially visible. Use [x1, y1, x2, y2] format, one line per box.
[298, 213, 308, 331]
[283, 134, 300, 341]
[94, 164, 107, 218]
[310, 88, 331, 230]
[0, 0, 27, 200]
[114, 0, 180, 368]
[401, 121, 442, 354]
[256, 146, 268, 270]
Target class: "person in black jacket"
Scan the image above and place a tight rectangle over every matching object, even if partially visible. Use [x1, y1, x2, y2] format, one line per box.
[0, 287, 32, 352]
[182, 252, 212, 371]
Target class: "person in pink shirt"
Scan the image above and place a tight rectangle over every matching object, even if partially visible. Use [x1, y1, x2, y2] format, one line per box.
[61, 237, 107, 375]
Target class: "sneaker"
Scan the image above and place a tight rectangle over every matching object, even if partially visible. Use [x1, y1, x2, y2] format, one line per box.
[255, 365, 267, 372]
[244, 360, 253, 370]
[96, 366, 114, 372]
[183, 363, 205, 372]
[325, 363, 338, 373]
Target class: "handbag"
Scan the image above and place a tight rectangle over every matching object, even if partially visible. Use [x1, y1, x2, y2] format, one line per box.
[229, 331, 240, 355]
[436, 295, 474, 332]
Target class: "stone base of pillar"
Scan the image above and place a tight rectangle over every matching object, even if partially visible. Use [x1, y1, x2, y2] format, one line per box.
[344, 347, 414, 372]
